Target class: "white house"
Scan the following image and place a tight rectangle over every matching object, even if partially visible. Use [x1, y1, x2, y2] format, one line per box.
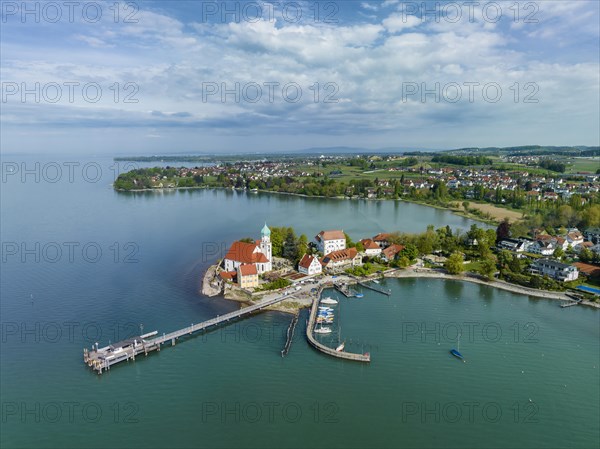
[498, 238, 527, 253]
[360, 239, 382, 257]
[223, 224, 273, 274]
[315, 230, 346, 254]
[566, 230, 584, 247]
[529, 240, 556, 256]
[298, 254, 322, 276]
[530, 258, 579, 282]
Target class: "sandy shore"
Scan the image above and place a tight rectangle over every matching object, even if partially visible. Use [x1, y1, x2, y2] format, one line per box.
[385, 268, 600, 308]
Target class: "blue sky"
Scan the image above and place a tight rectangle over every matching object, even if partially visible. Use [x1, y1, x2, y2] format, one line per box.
[1, 0, 599, 154]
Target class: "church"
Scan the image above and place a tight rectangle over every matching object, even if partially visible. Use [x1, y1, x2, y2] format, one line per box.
[223, 223, 273, 274]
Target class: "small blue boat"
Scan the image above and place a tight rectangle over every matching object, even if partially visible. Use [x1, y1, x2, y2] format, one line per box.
[450, 334, 466, 362]
[450, 349, 464, 360]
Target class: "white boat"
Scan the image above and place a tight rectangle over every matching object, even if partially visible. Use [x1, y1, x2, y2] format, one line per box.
[373, 280, 380, 284]
[320, 297, 338, 305]
[314, 326, 332, 334]
[335, 342, 345, 352]
[318, 306, 333, 311]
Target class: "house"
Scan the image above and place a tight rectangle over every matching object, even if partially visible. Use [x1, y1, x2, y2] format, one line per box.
[298, 254, 322, 276]
[372, 233, 392, 248]
[315, 230, 346, 254]
[381, 244, 405, 262]
[320, 248, 362, 271]
[529, 240, 556, 256]
[498, 238, 527, 253]
[574, 241, 594, 253]
[584, 227, 600, 244]
[529, 258, 579, 282]
[359, 239, 382, 256]
[566, 230, 584, 247]
[572, 262, 600, 280]
[237, 264, 259, 289]
[223, 224, 273, 274]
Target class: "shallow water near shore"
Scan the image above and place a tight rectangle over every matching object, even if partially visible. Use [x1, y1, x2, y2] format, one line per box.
[1, 155, 598, 449]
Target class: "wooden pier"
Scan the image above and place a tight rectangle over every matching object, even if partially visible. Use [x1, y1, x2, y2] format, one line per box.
[334, 282, 358, 298]
[84, 293, 295, 374]
[357, 281, 391, 296]
[306, 288, 370, 363]
[561, 293, 584, 308]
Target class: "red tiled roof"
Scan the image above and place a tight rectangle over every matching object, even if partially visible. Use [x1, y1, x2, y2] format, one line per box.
[299, 254, 317, 269]
[373, 233, 391, 241]
[219, 271, 237, 280]
[573, 262, 600, 278]
[382, 244, 405, 259]
[224, 241, 269, 264]
[360, 239, 380, 250]
[238, 264, 257, 276]
[322, 247, 358, 264]
[316, 230, 345, 241]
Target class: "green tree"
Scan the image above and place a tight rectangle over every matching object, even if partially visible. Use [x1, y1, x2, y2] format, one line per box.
[297, 234, 308, 260]
[478, 257, 497, 281]
[397, 256, 411, 268]
[579, 248, 594, 263]
[399, 243, 418, 261]
[445, 252, 465, 275]
[283, 228, 298, 260]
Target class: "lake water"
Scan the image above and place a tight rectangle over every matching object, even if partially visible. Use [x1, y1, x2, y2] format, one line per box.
[1, 155, 598, 448]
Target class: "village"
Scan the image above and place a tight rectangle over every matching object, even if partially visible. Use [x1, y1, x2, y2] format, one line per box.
[115, 153, 600, 203]
[202, 222, 600, 311]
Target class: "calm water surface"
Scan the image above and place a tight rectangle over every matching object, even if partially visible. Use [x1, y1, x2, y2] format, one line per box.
[1, 156, 598, 448]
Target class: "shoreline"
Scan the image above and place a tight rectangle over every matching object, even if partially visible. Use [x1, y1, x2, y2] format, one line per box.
[115, 185, 498, 225]
[201, 265, 600, 312]
[384, 268, 600, 309]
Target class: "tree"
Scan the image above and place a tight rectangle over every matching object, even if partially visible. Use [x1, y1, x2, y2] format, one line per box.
[553, 247, 564, 260]
[399, 243, 418, 261]
[355, 241, 364, 252]
[282, 228, 298, 260]
[344, 232, 356, 248]
[579, 248, 594, 263]
[397, 256, 411, 268]
[478, 257, 497, 281]
[445, 252, 465, 275]
[297, 234, 308, 260]
[496, 218, 511, 243]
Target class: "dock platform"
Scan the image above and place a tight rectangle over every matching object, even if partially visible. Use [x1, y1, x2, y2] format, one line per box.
[357, 280, 391, 296]
[84, 293, 295, 374]
[306, 288, 370, 363]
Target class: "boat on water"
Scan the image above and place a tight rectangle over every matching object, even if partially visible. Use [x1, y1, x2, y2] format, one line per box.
[336, 342, 345, 352]
[318, 306, 334, 311]
[450, 334, 466, 362]
[450, 349, 464, 360]
[320, 297, 338, 305]
[355, 293, 364, 298]
[314, 326, 332, 334]
[373, 280, 380, 284]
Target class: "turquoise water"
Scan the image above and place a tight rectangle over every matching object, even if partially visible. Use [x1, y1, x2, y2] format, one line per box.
[1, 156, 598, 448]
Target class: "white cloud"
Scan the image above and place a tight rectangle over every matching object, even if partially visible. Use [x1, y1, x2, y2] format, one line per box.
[1, 1, 598, 152]
[361, 2, 379, 12]
[383, 14, 421, 33]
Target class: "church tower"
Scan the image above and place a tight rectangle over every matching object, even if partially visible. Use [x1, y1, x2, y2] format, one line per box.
[260, 223, 272, 271]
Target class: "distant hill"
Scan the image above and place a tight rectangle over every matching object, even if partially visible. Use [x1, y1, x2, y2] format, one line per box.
[444, 146, 599, 156]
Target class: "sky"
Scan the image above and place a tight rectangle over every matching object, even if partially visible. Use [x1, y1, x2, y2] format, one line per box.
[1, 0, 599, 155]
